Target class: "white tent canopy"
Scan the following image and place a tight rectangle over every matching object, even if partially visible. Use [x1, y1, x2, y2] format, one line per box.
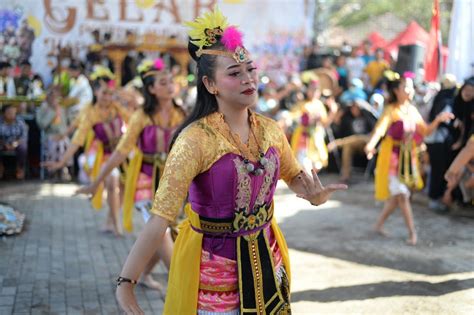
[446, 0, 474, 82]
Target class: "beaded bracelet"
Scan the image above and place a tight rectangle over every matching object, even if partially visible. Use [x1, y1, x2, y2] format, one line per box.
[116, 276, 137, 286]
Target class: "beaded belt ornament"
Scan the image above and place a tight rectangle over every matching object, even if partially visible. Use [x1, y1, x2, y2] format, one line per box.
[192, 204, 288, 314]
[142, 152, 168, 194]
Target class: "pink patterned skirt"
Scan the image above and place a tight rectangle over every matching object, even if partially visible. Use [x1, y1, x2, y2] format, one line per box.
[134, 172, 153, 202]
[197, 226, 283, 314]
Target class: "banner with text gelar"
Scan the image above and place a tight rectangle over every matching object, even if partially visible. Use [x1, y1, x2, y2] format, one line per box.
[0, 0, 314, 84]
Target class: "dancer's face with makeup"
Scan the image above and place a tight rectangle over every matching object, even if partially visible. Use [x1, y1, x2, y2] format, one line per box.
[94, 80, 114, 106]
[148, 72, 176, 101]
[204, 56, 258, 110]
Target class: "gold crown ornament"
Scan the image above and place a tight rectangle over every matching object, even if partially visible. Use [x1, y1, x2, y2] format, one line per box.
[90, 65, 115, 81]
[185, 7, 250, 64]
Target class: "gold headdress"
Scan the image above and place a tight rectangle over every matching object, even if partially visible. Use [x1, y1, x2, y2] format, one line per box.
[185, 7, 250, 64]
[137, 58, 166, 79]
[301, 70, 319, 85]
[384, 70, 401, 82]
[137, 60, 154, 75]
[90, 65, 115, 81]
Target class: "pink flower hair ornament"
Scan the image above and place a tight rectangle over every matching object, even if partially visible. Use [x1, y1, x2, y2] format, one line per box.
[154, 58, 165, 71]
[107, 79, 117, 89]
[403, 71, 416, 79]
[221, 26, 243, 52]
[142, 58, 167, 79]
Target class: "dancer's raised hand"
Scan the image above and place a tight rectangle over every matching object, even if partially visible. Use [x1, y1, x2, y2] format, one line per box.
[296, 167, 348, 206]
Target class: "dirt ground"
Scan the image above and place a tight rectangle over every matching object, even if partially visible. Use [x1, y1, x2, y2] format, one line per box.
[0, 174, 473, 314]
[276, 173, 474, 314]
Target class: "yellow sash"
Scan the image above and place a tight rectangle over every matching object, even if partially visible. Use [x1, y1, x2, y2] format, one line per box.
[290, 125, 304, 153]
[375, 137, 392, 200]
[290, 125, 328, 168]
[90, 142, 104, 210]
[375, 137, 423, 201]
[163, 203, 291, 315]
[83, 130, 95, 157]
[122, 149, 143, 232]
[81, 130, 105, 210]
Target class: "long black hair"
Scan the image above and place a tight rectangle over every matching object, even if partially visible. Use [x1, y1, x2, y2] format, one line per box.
[91, 76, 112, 104]
[140, 67, 184, 121]
[386, 77, 403, 105]
[169, 40, 223, 149]
[453, 77, 474, 119]
[453, 77, 474, 146]
[141, 72, 162, 116]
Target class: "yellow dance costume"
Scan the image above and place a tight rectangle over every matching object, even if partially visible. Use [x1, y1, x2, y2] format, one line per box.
[373, 104, 428, 200]
[115, 107, 185, 232]
[71, 102, 130, 209]
[290, 99, 329, 170]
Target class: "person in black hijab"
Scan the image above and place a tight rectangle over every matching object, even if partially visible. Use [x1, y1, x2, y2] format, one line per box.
[442, 77, 474, 207]
[425, 74, 457, 211]
[452, 77, 474, 149]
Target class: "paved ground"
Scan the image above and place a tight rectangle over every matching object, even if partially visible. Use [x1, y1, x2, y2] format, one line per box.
[0, 173, 473, 314]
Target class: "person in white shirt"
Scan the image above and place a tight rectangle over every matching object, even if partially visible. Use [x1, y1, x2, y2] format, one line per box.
[0, 61, 16, 97]
[346, 48, 366, 81]
[64, 61, 93, 124]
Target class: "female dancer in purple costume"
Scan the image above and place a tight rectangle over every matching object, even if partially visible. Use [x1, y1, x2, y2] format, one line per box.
[76, 59, 183, 289]
[115, 9, 347, 314]
[365, 75, 453, 245]
[44, 67, 130, 236]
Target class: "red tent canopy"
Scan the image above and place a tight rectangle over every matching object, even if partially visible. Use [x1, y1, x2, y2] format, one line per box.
[354, 32, 387, 55]
[367, 31, 387, 49]
[385, 21, 430, 55]
[383, 21, 448, 70]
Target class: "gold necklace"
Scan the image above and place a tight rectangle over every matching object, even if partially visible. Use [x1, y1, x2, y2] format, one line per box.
[219, 113, 268, 176]
[399, 102, 410, 115]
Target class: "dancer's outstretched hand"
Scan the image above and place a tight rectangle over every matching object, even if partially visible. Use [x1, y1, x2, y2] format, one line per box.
[41, 160, 63, 172]
[435, 111, 454, 124]
[364, 145, 377, 160]
[75, 181, 100, 196]
[116, 284, 144, 315]
[296, 168, 348, 206]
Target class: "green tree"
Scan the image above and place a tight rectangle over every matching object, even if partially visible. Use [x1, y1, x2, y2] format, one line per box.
[326, 0, 453, 42]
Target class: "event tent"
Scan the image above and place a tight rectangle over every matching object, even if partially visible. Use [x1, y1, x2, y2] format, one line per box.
[366, 31, 387, 50]
[384, 21, 448, 69]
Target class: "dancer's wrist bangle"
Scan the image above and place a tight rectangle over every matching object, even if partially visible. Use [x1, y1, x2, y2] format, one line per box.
[116, 276, 137, 286]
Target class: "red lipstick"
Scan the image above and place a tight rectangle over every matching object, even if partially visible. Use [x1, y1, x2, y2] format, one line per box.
[241, 88, 256, 95]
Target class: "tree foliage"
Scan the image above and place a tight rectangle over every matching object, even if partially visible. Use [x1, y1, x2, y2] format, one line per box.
[327, 0, 453, 42]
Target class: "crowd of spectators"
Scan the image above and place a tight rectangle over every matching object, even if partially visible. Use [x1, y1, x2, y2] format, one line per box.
[0, 37, 472, 213]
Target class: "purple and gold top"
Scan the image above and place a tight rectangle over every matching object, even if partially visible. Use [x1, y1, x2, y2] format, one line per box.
[372, 103, 428, 176]
[372, 103, 427, 145]
[150, 111, 301, 257]
[72, 102, 130, 153]
[92, 116, 123, 153]
[115, 107, 185, 176]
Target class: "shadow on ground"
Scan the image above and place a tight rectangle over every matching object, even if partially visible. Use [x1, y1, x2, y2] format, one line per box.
[278, 196, 474, 276]
[292, 278, 474, 303]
